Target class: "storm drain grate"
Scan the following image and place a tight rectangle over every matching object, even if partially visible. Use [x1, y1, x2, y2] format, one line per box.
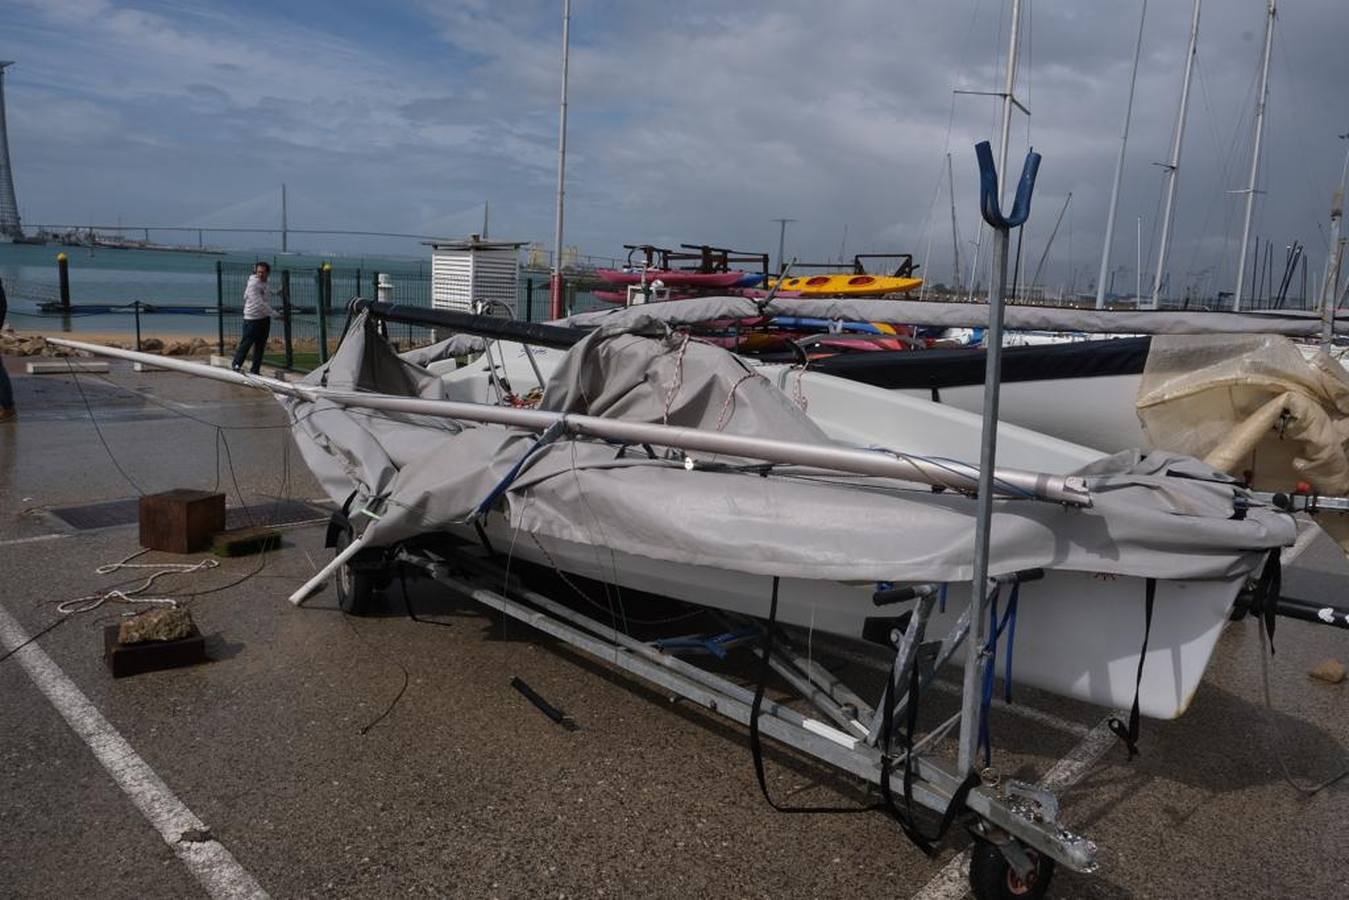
[49, 498, 140, 531]
[49, 497, 331, 532]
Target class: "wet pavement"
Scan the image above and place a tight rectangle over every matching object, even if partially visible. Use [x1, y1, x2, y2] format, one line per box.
[1, 360, 1346, 899]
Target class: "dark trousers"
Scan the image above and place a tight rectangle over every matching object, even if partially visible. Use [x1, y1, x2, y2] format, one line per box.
[231, 318, 272, 374]
[0, 362, 12, 410]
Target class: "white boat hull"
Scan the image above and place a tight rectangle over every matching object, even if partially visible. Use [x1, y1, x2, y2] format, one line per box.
[473, 518, 1238, 720]
[447, 344, 1237, 719]
[898, 374, 1147, 454]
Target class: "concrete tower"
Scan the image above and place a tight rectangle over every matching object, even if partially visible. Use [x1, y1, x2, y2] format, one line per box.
[0, 62, 22, 240]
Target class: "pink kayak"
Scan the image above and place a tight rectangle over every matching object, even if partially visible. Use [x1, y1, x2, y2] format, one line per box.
[596, 268, 750, 288]
[594, 287, 803, 304]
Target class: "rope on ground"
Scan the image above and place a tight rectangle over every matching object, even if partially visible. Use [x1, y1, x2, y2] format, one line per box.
[1258, 626, 1349, 795]
[56, 548, 220, 616]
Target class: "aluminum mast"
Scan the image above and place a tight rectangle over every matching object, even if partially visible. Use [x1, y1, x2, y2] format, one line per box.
[1320, 133, 1349, 348]
[948, 152, 963, 293]
[1095, 1, 1148, 310]
[1149, 0, 1201, 310]
[1234, 0, 1277, 312]
[549, 0, 572, 319]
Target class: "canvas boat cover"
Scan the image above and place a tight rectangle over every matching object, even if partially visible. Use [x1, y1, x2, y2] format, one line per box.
[283, 313, 1294, 586]
[1138, 334, 1349, 547]
[559, 295, 1349, 337]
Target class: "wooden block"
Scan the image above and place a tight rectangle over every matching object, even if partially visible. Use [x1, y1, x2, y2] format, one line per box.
[139, 489, 226, 554]
[104, 624, 206, 678]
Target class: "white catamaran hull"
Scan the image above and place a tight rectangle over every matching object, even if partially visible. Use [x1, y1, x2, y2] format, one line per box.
[451, 343, 1237, 720]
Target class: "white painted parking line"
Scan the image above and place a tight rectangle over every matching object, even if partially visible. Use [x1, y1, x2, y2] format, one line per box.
[910, 712, 1121, 900]
[0, 533, 71, 547]
[1039, 712, 1124, 793]
[0, 601, 269, 899]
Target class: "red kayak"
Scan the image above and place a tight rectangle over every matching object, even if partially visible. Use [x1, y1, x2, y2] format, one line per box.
[596, 268, 750, 288]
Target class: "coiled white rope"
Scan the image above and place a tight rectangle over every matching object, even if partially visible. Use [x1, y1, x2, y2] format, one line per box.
[57, 548, 220, 616]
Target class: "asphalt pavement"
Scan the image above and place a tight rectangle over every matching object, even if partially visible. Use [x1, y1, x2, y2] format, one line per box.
[1, 360, 1346, 898]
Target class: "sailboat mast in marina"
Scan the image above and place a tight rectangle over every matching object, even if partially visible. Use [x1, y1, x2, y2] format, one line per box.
[1233, 0, 1277, 311]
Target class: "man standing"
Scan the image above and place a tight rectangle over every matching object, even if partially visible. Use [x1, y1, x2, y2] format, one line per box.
[231, 261, 276, 375]
[0, 277, 15, 422]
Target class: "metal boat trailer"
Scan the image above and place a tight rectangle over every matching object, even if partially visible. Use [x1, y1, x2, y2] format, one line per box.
[342, 536, 1095, 899]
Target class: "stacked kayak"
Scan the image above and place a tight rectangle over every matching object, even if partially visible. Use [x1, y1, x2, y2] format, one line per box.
[767, 273, 923, 296]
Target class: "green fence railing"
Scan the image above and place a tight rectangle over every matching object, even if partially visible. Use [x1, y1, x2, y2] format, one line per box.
[216, 261, 609, 373]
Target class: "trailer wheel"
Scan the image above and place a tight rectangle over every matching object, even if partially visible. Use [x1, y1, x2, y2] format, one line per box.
[969, 839, 1054, 900]
[334, 528, 377, 616]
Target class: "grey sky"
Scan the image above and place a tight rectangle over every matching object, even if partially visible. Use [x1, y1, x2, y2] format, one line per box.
[4, 0, 1347, 297]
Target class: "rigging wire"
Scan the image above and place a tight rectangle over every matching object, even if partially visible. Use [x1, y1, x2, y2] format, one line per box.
[917, 0, 986, 301]
[65, 360, 146, 495]
[1183, 51, 1259, 300]
[1273, 22, 1329, 252]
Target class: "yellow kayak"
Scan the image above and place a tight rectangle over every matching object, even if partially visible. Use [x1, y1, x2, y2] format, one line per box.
[767, 273, 924, 296]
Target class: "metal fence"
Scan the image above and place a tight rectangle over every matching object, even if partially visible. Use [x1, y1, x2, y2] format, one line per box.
[217, 262, 436, 370]
[217, 262, 607, 372]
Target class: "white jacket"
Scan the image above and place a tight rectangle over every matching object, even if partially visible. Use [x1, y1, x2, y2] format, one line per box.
[242, 274, 276, 320]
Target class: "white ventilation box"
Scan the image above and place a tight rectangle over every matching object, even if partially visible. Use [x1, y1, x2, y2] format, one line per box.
[427, 236, 525, 314]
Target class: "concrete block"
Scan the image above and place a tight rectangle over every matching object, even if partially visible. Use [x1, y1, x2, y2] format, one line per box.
[26, 360, 110, 374]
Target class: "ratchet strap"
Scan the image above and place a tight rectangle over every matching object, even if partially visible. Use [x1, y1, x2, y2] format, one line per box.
[1109, 577, 1156, 760]
[748, 577, 873, 816]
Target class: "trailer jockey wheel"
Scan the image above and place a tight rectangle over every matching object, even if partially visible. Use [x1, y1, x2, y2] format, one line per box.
[969, 839, 1055, 900]
[333, 527, 377, 616]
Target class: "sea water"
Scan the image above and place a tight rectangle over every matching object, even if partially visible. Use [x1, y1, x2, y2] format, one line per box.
[0, 242, 429, 336]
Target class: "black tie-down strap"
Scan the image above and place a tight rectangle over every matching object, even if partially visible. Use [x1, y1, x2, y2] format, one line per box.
[747, 577, 979, 856]
[1109, 578, 1156, 759]
[324, 490, 362, 549]
[1251, 549, 1282, 654]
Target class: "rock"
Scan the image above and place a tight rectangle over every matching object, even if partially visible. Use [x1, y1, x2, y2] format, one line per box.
[117, 606, 196, 645]
[140, 337, 165, 353]
[164, 340, 192, 356]
[1309, 659, 1345, 684]
[188, 337, 211, 355]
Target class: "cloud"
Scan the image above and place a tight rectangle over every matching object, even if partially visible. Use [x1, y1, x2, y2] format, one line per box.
[3, 0, 1347, 297]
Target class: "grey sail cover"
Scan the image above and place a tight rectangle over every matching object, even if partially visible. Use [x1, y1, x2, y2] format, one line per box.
[559, 295, 1349, 338]
[284, 314, 1294, 585]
